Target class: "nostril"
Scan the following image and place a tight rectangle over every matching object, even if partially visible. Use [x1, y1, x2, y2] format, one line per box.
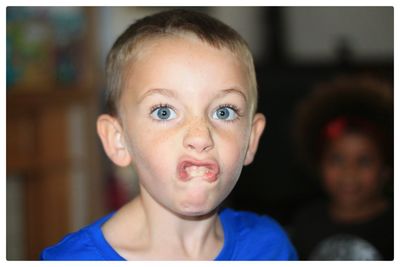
[183, 130, 214, 152]
[187, 144, 195, 150]
[184, 139, 213, 152]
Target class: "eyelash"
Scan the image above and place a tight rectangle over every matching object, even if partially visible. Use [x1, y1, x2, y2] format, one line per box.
[217, 104, 241, 115]
[149, 103, 176, 121]
[150, 103, 175, 114]
[149, 103, 243, 122]
[216, 104, 243, 121]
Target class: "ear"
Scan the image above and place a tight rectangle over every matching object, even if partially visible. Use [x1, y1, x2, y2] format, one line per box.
[97, 114, 132, 167]
[244, 113, 266, 166]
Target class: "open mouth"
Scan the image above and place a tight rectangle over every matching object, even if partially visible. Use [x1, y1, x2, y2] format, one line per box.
[177, 159, 220, 182]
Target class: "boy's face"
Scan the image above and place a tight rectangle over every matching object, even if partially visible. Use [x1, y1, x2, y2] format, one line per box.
[98, 36, 265, 217]
[320, 132, 387, 208]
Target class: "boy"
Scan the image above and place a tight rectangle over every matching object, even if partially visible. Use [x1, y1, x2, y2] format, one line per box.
[41, 9, 297, 260]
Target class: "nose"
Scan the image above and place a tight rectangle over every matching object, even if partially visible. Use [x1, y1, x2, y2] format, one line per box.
[183, 118, 214, 153]
[342, 162, 358, 182]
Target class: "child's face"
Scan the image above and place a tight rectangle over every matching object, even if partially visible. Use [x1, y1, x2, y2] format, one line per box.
[100, 36, 265, 216]
[320, 132, 387, 208]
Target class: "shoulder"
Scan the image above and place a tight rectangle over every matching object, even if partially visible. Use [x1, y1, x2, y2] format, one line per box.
[221, 208, 281, 233]
[221, 208, 289, 238]
[41, 213, 116, 260]
[41, 229, 101, 260]
[219, 208, 298, 260]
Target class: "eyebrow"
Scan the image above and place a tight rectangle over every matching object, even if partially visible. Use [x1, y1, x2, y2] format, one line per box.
[138, 88, 177, 103]
[216, 88, 248, 103]
[137, 87, 247, 103]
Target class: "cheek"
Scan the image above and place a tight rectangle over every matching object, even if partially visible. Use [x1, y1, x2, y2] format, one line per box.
[218, 126, 248, 156]
[359, 167, 382, 189]
[129, 117, 175, 148]
[126, 123, 176, 172]
[321, 163, 341, 189]
[214, 127, 249, 180]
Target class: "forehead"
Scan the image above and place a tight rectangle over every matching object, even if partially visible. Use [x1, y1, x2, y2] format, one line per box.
[327, 133, 380, 156]
[121, 35, 251, 99]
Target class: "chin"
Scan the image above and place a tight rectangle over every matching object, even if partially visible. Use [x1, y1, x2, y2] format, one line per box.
[176, 198, 220, 218]
[177, 208, 219, 219]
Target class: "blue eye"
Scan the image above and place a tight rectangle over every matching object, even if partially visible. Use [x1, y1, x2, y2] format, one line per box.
[151, 106, 177, 121]
[213, 106, 238, 121]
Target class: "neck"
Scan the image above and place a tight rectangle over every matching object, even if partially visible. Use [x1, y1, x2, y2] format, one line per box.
[329, 196, 388, 224]
[124, 188, 224, 260]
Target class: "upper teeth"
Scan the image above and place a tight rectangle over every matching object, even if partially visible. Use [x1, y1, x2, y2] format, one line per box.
[185, 166, 210, 177]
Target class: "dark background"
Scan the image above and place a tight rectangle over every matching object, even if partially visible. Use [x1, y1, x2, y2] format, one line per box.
[226, 7, 393, 226]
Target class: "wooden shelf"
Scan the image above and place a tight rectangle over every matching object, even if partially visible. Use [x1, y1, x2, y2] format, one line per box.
[6, 7, 105, 260]
[7, 87, 93, 108]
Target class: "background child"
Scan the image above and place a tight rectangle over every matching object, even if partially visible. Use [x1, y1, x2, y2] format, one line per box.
[290, 75, 393, 260]
[40, 9, 297, 260]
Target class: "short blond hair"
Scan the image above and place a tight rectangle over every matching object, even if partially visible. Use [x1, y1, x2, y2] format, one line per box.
[105, 9, 258, 117]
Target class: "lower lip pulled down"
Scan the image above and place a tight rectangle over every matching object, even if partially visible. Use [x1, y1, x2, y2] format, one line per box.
[178, 162, 219, 183]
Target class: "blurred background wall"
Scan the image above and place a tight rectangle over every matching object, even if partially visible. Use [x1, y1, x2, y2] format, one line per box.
[6, 6, 393, 260]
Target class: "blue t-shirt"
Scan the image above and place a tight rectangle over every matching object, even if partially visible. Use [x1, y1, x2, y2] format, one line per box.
[41, 208, 298, 260]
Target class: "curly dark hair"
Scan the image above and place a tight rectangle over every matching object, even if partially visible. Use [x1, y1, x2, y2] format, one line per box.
[292, 74, 393, 174]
